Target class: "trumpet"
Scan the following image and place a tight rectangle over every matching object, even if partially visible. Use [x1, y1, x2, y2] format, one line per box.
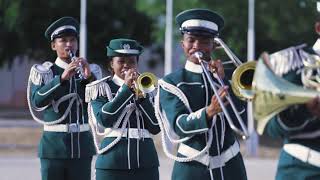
[68, 50, 85, 79]
[194, 51, 250, 139]
[128, 72, 157, 99]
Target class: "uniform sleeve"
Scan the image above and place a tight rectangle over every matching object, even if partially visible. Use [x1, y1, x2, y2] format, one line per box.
[96, 84, 134, 127]
[90, 96, 109, 126]
[32, 75, 69, 107]
[159, 82, 209, 138]
[137, 97, 160, 135]
[264, 116, 285, 138]
[264, 105, 317, 138]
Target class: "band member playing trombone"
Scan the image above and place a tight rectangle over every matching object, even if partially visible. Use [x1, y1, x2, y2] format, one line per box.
[264, 3, 320, 179]
[85, 38, 160, 180]
[27, 17, 99, 180]
[154, 9, 247, 180]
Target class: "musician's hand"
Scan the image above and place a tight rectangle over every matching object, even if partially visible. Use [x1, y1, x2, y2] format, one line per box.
[306, 96, 320, 118]
[206, 86, 229, 120]
[61, 60, 80, 81]
[209, 59, 225, 79]
[79, 58, 91, 79]
[124, 68, 138, 89]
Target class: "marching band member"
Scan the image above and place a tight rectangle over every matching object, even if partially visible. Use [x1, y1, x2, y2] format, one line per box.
[265, 2, 320, 179]
[85, 38, 160, 180]
[27, 17, 100, 180]
[154, 9, 247, 180]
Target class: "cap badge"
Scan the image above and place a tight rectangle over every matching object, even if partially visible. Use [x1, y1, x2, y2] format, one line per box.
[123, 44, 131, 50]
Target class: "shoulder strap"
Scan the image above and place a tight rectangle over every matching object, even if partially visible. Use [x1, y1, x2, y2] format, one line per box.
[269, 45, 305, 76]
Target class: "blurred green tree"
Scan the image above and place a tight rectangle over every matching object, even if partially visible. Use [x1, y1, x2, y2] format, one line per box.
[0, 0, 153, 67]
[136, 0, 319, 61]
[1, 0, 319, 68]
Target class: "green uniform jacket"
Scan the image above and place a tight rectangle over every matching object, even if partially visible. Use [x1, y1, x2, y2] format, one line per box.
[158, 61, 247, 180]
[90, 77, 160, 170]
[30, 60, 96, 159]
[265, 44, 320, 179]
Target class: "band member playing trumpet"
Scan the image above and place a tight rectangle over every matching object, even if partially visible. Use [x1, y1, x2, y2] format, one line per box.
[85, 38, 160, 180]
[27, 17, 99, 180]
[154, 9, 247, 180]
[264, 3, 320, 179]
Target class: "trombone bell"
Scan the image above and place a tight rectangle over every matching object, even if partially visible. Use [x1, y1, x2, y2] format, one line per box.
[231, 61, 256, 101]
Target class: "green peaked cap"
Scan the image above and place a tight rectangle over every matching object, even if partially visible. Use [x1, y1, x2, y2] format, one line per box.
[106, 38, 143, 57]
[176, 8, 224, 37]
[44, 16, 79, 41]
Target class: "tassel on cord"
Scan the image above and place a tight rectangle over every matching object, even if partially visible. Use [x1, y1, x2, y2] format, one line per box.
[85, 76, 113, 103]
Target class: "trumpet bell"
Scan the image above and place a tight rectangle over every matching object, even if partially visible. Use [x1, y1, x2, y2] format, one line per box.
[252, 53, 320, 134]
[231, 61, 256, 101]
[136, 72, 157, 94]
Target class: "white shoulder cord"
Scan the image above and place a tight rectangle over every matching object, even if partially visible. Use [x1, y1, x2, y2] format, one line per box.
[155, 79, 214, 162]
[27, 76, 79, 125]
[88, 102, 135, 154]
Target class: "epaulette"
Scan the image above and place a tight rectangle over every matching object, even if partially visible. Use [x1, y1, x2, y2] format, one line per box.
[29, 61, 54, 85]
[85, 76, 112, 102]
[89, 64, 102, 80]
[269, 44, 306, 76]
[299, 48, 320, 67]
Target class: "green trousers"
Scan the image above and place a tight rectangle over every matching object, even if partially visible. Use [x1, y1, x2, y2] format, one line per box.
[40, 157, 92, 180]
[95, 167, 159, 180]
[172, 153, 247, 180]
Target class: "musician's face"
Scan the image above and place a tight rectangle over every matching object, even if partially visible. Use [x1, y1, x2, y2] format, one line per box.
[111, 56, 138, 79]
[181, 34, 215, 64]
[51, 35, 78, 62]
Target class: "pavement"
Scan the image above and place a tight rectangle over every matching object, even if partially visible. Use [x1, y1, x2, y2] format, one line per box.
[0, 119, 279, 180]
[0, 155, 277, 180]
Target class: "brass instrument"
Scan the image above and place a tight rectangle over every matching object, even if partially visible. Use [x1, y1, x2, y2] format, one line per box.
[214, 37, 257, 101]
[209, 37, 258, 139]
[251, 52, 320, 134]
[194, 51, 250, 139]
[134, 72, 158, 98]
[217, 39, 320, 134]
[231, 61, 256, 101]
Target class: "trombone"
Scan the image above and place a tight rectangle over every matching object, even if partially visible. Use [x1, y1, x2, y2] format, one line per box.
[194, 50, 250, 139]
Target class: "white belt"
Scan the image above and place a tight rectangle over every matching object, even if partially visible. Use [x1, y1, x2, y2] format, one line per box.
[178, 141, 240, 169]
[44, 123, 90, 133]
[104, 128, 151, 139]
[284, 143, 320, 167]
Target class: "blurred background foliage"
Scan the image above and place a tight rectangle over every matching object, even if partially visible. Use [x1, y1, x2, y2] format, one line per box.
[0, 0, 319, 67]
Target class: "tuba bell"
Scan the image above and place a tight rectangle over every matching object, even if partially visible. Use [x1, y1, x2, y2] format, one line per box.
[251, 52, 320, 134]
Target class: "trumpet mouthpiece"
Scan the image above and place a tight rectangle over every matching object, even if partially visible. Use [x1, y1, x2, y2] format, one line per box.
[194, 51, 203, 59]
